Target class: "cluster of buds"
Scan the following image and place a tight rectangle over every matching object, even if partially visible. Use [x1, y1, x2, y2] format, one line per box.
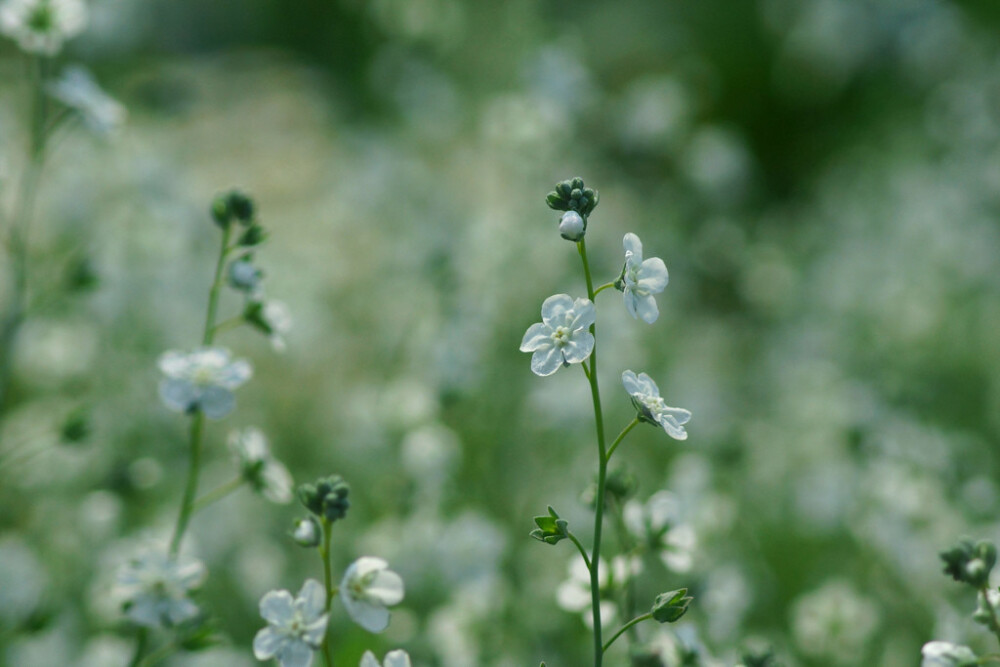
[546, 177, 599, 241]
[298, 475, 351, 524]
[941, 538, 996, 589]
[212, 190, 267, 246]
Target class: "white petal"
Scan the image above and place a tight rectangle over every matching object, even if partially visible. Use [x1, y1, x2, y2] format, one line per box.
[530, 347, 562, 376]
[253, 627, 284, 660]
[360, 651, 381, 667]
[561, 332, 594, 364]
[621, 370, 641, 396]
[540, 294, 574, 325]
[661, 406, 692, 426]
[218, 358, 253, 389]
[384, 650, 412, 667]
[659, 415, 688, 440]
[166, 598, 200, 625]
[199, 386, 236, 419]
[366, 569, 404, 606]
[302, 615, 329, 647]
[158, 351, 189, 377]
[634, 293, 659, 324]
[569, 298, 596, 330]
[623, 292, 638, 320]
[277, 640, 315, 667]
[637, 257, 668, 293]
[623, 233, 643, 263]
[635, 372, 660, 397]
[260, 590, 295, 625]
[262, 461, 294, 504]
[519, 322, 551, 352]
[344, 598, 391, 633]
[346, 557, 388, 581]
[176, 559, 207, 589]
[555, 580, 590, 612]
[297, 579, 327, 619]
[159, 379, 197, 413]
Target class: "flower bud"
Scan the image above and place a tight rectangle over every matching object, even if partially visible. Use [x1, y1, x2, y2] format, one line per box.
[529, 506, 569, 545]
[211, 194, 232, 228]
[227, 260, 262, 292]
[651, 588, 692, 623]
[292, 516, 321, 547]
[559, 211, 586, 241]
[298, 475, 351, 523]
[546, 177, 599, 217]
[227, 191, 255, 225]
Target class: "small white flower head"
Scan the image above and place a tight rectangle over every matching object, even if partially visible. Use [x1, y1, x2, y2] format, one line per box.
[0, 0, 86, 55]
[360, 650, 412, 667]
[618, 233, 669, 323]
[253, 579, 329, 667]
[158, 347, 252, 419]
[621, 370, 691, 440]
[519, 294, 595, 376]
[228, 427, 293, 504]
[292, 516, 321, 548]
[46, 66, 126, 135]
[114, 547, 206, 628]
[339, 557, 404, 633]
[558, 210, 585, 241]
[921, 641, 978, 667]
[623, 491, 697, 573]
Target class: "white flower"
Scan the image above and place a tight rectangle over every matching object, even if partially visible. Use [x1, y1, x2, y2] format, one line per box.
[339, 557, 404, 633]
[519, 294, 595, 376]
[623, 490, 697, 573]
[360, 650, 412, 667]
[158, 347, 252, 419]
[621, 370, 691, 440]
[253, 579, 329, 667]
[114, 546, 206, 629]
[0, 0, 86, 55]
[620, 233, 669, 323]
[47, 66, 126, 135]
[921, 641, 978, 667]
[559, 210, 585, 241]
[228, 427, 293, 504]
[555, 556, 618, 629]
[262, 301, 293, 352]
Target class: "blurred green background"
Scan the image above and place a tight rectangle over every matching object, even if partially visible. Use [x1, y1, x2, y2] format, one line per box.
[3, 0, 1000, 665]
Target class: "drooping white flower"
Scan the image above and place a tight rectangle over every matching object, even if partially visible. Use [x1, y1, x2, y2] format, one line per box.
[46, 66, 126, 135]
[620, 233, 669, 323]
[360, 650, 412, 667]
[621, 370, 691, 440]
[253, 579, 329, 667]
[339, 557, 404, 633]
[921, 641, 978, 667]
[114, 546, 206, 628]
[0, 0, 86, 55]
[157, 347, 252, 419]
[519, 294, 595, 376]
[228, 427, 293, 504]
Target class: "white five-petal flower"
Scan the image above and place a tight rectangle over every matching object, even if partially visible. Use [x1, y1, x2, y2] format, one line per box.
[520, 294, 596, 376]
[114, 546, 206, 629]
[620, 233, 669, 324]
[47, 66, 126, 135]
[360, 650, 412, 667]
[228, 427, 294, 504]
[253, 579, 329, 667]
[621, 370, 691, 440]
[0, 0, 86, 55]
[339, 557, 404, 633]
[921, 641, 978, 667]
[158, 347, 252, 419]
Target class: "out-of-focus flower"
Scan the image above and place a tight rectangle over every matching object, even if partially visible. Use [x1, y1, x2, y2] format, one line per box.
[228, 427, 293, 504]
[617, 233, 668, 323]
[158, 347, 252, 419]
[791, 580, 880, 664]
[227, 259, 262, 293]
[921, 641, 978, 667]
[622, 370, 691, 440]
[360, 650, 412, 667]
[520, 294, 595, 376]
[339, 557, 404, 633]
[47, 66, 125, 135]
[624, 490, 697, 572]
[292, 517, 321, 548]
[555, 556, 630, 629]
[245, 300, 293, 352]
[253, 579, 328, 667]
[0, 0, 86, 55]
[114, 547, 206, 628]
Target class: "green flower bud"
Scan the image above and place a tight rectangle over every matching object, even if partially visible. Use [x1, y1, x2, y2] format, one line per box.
[227, 191, 255, 224]
[941, 538, 997, 588]
[239, 224, 268, 247]
[529, 506, 569, 545]
[546, 177, 599, 217]
[298, 475, 351, 523]
[651, 588, 693, 623]
[211, 194, 232, 228]
[60, 407, 90, 444]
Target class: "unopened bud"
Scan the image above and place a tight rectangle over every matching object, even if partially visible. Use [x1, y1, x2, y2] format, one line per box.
[559, 211, 586, 241]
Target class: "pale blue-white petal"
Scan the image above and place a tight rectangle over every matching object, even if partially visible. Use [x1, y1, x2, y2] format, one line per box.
[634, 293, 659, 324]
[176, 559, 207, 589]
[302, 615, 329, 647]
[159, 379, 197, 413]
[623, 292, 639, 320]
[621, 370, 641, 396]
[661, 406, 691, 425]
[360, 651, 382, 667]
[218, 358, 253, 389]
[166, 598, 200, 625]
[623, 233, 643, 263]
[199, 386, 236, 419]
[297, 579, 327, 619]
[519, 323, 551, 352]
[259, 589, 295, 625]
[635, 372, 660, 397]
[659, 415, 688, 440]
[384, 650, 412, 667]
[126, 598, 162, 628]
[367, 569, 404, 606]
[561, 333, 594, 364]
[253, 627, 284, 659]
[158, 351, 190, 377]
[540, 294, 574, 325]
[277, 639, 315, 667]
[344, 598, 391, 633]
[638, 257, 668, 293]
[569, 298, 596, 331]
[530, 347, 562, 376]
[262, 461, 294, 504]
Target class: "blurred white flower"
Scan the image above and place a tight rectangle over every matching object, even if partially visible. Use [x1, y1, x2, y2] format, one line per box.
[791, 579, 880, 664]
[555, 556, 620, 629]
[292, 517, 321, 547]
[228, 427, 293, 504]
[47, 66, 126, 135]
[620, 233, 669, 323]
[253, 579, 328, 667]
[360, 650, 412, 667]
[262, 301, 293, 352]
[623, 490, 697, 573]
[622, 370, 691, 440]
[339, 557, 405, 633]
[158, 347, 252, 419]
[520, 294, 595, 376]
[0, 536, 47, 627]
[0, 0, 86, 55]
[921, 641, 977, 667]
[114, 546, 206, 628]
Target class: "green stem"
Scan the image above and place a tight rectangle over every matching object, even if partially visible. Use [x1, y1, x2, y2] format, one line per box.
[192, 476, 244, 513]
[136, 640, 177, 667]
[212, 316, 244, 337]
[601, 613, 652, 653]
[128, 628, 148, 667]
[567, 531, 592, 572]
[319, 518, 335, 667]
[606, 417, 640, 461]
[578, 237, 607, 667]
[593, 282, 616, 296]
[980, 585, 1000, 650]
[609, 497, 638, 640]
[202, 226, 232, 346]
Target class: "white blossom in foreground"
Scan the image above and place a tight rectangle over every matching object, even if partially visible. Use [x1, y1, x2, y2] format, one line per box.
[114, 547, 206, 628]
[921, 641, 978, 667]
[360, 650, 412, 667]
[158, 347, 252, 419]
[47, 66, 126, 135]
[620, 233, 669, 323]
[520, 294, 595, 376]
[622, 370, 691, 440]
[0, 0, 86, 55]
[253, 579, 329, 667]
[228, 427, 293, 504]
[339, 557, 404, 633]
